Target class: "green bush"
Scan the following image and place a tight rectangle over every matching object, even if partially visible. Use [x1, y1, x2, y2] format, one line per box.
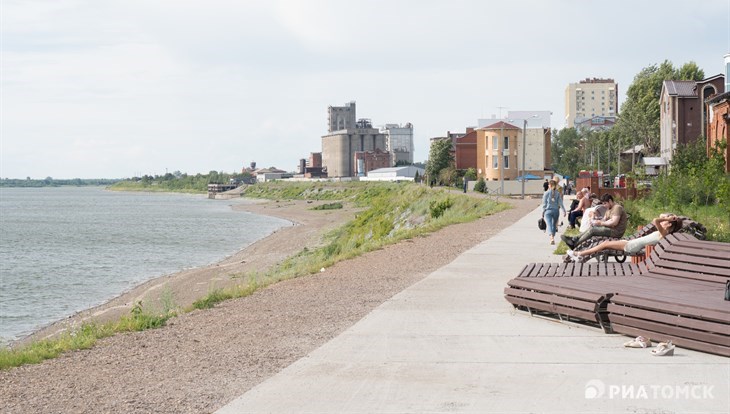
[650, 139, 729, 213]
[474, 178, 486, 193]
[429, 197, 454, 218]
[311, 202, 343, 210]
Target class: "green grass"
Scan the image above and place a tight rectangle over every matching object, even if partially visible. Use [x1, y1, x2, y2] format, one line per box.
[310, 202, 343, 210]
[554, 226, 580, 255]
[0, 301, 173, 370]
[1, 182, 509, 370]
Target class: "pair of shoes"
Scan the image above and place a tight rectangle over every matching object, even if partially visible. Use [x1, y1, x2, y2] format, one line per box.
[624, 336, 652, 348]
[560, 235, 576, 249]
[566, 249, 582, 262]
[550, 239, 555, 245]
[651, 341, 675, 356]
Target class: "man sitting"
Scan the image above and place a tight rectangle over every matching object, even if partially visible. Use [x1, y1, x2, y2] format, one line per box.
[561, 194, 628, 249]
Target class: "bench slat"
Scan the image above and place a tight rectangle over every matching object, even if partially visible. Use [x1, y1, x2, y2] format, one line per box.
[609, 314, 729, 346]
[611, 323, 730, 357]
[506, 297, 600, 322]
[504, 287, 600, 312]
[610, 295, 730, 323]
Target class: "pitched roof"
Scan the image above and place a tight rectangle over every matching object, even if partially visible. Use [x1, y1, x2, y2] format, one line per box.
[664, 80, 697, 97]
[480, 121, 520, 130]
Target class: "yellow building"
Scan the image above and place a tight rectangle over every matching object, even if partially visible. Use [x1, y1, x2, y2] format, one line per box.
[564, 78, 618, 128]
[476, 121, 520, 181]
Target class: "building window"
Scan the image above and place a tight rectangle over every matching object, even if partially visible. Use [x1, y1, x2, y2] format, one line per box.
[492, 136, 498, 151]
[503, 136, 509, 150]
[504, 155, 509, 169]
[492, 155, 498, 169]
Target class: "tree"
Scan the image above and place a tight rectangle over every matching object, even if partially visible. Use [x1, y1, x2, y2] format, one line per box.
[426, 139, 453, 185]
[551, 127, 584, 179]
[464, 168, 477, 181]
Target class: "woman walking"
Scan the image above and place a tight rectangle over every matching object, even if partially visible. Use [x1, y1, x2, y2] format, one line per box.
[541, 179, 566, 245]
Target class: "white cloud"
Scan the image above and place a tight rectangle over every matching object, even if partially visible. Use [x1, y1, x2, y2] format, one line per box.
[1, 0, 728, 178]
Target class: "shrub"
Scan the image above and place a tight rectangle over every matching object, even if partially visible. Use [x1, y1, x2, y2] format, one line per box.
[474, 178, 486, 193]
[429, 197, 453, 218]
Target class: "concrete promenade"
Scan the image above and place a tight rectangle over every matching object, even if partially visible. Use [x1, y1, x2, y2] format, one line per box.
[217, 204, 730, 413]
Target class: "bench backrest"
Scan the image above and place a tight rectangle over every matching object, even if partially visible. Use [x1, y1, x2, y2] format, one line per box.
[643, 233, 730, 285]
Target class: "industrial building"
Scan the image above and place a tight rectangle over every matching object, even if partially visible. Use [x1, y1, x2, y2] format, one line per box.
[380, 123, 414, 165]
[322, 102, 400, 177]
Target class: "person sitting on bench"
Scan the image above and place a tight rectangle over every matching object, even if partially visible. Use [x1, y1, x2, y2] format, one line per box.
[567, 188, 590, 229]
[566, 214, 683, 262]
[561, 194, 628, 249]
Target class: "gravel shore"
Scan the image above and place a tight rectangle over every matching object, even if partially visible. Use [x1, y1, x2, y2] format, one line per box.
[0, 195, 539, 414]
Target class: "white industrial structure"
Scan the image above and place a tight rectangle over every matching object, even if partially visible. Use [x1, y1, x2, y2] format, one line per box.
[380, 123, 414, 165]
[362, 166, 424, 181]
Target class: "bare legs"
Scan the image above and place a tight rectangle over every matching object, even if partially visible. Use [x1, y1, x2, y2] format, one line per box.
[575, 239, 629, 257]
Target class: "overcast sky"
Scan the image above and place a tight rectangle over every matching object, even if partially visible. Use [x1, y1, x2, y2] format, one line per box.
[2, 0, 728, 179]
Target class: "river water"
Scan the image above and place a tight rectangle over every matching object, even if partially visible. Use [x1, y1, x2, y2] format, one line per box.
[0, 187, 288, 345]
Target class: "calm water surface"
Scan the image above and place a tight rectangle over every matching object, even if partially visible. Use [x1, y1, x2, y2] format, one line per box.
[0, 187, 288, 344]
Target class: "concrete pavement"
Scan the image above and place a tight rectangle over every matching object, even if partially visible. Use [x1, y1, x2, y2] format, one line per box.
[217, 204, 730, 413]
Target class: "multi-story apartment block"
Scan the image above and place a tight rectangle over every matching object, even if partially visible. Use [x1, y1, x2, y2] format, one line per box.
[564, 78, 618, 128]
[380, 123, 414, 165]
[322, 102, 389, 177]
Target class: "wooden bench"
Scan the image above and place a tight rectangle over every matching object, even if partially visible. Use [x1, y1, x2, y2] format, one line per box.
[506, 262, 637, 332]
[606, 233, 730, 356]
[504, 232, 730, 356]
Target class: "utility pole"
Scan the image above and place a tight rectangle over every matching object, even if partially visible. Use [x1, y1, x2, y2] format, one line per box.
[499, 122, 504, 195]
[521, 119, 526, 199]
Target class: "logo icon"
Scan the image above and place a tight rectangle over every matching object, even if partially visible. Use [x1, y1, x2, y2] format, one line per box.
[585, 379, 605, 399]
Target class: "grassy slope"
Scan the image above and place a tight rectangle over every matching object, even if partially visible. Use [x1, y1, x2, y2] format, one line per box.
[2, 182, 509, 370]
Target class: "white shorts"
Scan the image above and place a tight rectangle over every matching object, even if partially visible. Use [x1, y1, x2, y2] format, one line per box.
[624, 231, 662, 255]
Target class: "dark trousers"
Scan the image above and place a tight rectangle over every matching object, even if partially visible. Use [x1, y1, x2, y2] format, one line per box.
[568, 210, 583, 227]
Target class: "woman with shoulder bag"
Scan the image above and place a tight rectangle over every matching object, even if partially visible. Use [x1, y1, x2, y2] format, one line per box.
[541, 179, 566, 245]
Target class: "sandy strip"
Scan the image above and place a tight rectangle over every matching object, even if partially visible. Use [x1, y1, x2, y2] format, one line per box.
[1, 195, 540, 414]
[17, 198, 359, 346]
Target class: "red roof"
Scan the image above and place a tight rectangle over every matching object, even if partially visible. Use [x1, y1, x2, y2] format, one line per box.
[481, 121, 520, 130]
